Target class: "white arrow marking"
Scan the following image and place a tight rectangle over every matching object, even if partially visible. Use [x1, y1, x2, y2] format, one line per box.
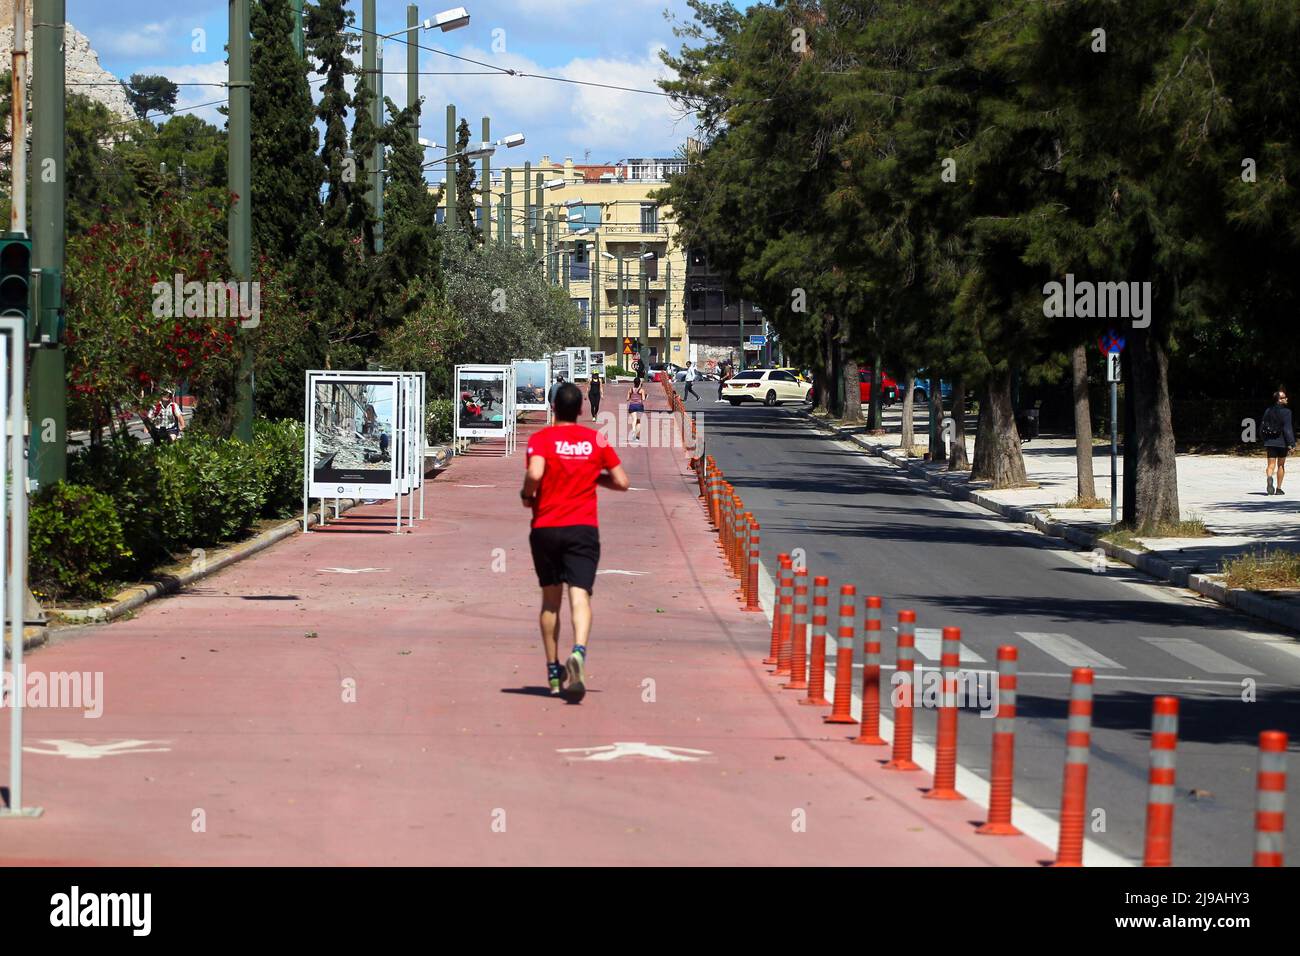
[596, 569, 647, 576]
[24, 739, 172, 760]
[318, 567, 390, 574]
[556, 741, 712, 762]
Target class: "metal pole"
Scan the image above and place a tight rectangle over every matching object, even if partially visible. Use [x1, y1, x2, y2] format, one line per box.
[591, 231, 600, 352]
[520, 161, 531, 255]
[291, 0, 305, 57]
[373, 42, 384, 253]
[30, 0, 67, 488]
[617, 255, 625, 352]
[480, 116, 491, 242]
[533, 172, 544, 260]
[546, 212, 556, 281]
[10, 1, 27, 236]
[407, 5, 419, 142]
[230, 0, 254, 442]
[361, 0, 377, 226]
[502, 167, 513, 248]
[738, 296, 745, 371]
[1111, 379, 1118, 526]
[639, 255, 649, 352]
[664, 257, 672, 365]
[5, 319, 37, 815]
[445, 102, 457, 232]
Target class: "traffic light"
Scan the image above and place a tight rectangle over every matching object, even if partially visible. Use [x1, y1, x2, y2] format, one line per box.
[0, 233, 32, 337]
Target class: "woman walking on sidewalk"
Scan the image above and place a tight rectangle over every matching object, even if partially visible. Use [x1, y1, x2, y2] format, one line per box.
[1263, 387, 1296, 494]
[588, 374, 603, 422]
[521, 383, 630, 699]
[628, 376, 647, 443]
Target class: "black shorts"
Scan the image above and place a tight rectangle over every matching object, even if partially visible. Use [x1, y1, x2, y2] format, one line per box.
[529, 525, 601, 592]
[1267, 446, 1289, 460]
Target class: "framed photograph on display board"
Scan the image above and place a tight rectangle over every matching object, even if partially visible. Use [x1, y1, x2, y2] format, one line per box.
[567, 347, 591, 381]
[307, 374, 401, 499]
[590, 350, 606, 373]
[455, 366, 510, 437]
[550, 350, 571, 381]
[512, 359, 549, 411]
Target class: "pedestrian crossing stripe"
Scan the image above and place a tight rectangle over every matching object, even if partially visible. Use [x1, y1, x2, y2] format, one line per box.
[913, 628, 986, 663]
[1140, 637, 1261, 676]
[1015, 632, 1124, 669]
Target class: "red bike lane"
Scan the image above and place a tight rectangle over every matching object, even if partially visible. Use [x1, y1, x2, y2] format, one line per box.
[0, 383, 1049, 865]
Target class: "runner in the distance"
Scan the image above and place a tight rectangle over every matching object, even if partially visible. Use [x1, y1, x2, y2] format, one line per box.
[521, 382, 630, 699]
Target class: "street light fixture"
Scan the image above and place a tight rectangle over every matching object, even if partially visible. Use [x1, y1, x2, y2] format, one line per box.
[426, 7, 471, 32]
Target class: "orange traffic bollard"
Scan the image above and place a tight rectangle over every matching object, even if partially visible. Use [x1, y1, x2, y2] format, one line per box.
[1143, 697, 1178, 867]
[766, 555, 792, 664]
[1052, 667, 1095, 867]
[883, 610, 921, 770]
[924, 626, 963, 800]
[784, 569, 810, 691]
[852, 596, 887, 745]
[977, 646, 1021, 835]
[801, 577, 831, 706]
[1255, 730, 1288, 867]
[744, 524, 761, 612]
[824, 585, 859, 725]
[773, 563, 795, 676]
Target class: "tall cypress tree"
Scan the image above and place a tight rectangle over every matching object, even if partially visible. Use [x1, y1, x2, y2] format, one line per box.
[251, 0, 322, 264]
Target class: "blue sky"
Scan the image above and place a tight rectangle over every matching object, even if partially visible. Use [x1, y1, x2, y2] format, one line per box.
[69, 0, 747, 167]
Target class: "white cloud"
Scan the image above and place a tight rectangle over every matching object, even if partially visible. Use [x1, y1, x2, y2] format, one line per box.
[93, 21, 174, 59]
[134, 60, 229, 128]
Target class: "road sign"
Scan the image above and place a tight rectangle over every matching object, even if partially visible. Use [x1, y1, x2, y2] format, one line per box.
[1098, 330, 1126, 355]
[1106, 352, 1122, 383]
[749, 334, 767, 346]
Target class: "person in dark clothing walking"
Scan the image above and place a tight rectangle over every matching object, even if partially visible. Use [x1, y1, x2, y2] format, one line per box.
[1262, 388, 1296, 495]
[588, 374, 603, 421]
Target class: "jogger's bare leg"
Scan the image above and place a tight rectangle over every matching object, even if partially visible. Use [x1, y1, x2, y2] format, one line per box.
[539, 584, 564, 663]
[568, 586, 592, 650]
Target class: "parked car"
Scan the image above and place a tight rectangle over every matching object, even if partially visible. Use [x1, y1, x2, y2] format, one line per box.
[858, 369, 900, 404]
[646, 362, 683, 383]
[721, 369, 814, 407]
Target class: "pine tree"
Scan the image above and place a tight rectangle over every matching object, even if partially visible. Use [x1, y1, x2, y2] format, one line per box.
[251, 0, 323, 265]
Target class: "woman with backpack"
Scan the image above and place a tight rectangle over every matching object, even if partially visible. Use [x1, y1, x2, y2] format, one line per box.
[1262, 388, 1295, 495]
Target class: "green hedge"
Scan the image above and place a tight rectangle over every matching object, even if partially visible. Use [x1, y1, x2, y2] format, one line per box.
[39, 419, 305, 600]
[29, 484, 131, 601]
[427, 399, 453, 444]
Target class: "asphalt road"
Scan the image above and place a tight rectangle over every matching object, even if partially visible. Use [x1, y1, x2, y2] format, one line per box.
[684, 381, 1300, 866]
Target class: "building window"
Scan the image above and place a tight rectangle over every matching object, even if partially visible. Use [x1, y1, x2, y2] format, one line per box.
[649, 298, 659, 327]
[644, 253, 659, 281]
[689, 290, 704, 311]
[640, 204, 658, 231]
[571, 203, 601, 231]
[573, 298, 590, 329]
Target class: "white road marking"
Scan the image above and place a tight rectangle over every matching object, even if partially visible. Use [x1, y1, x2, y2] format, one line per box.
[906, 627, 987, 663]
[757, 563, 1133, 866]
[556, 742, 712, 762]
[318, 567, 390, 574]
[1141, 636, 1261, 675]
[457, 484, 497, 488]
[24, 739, 172, 759]
[1016, 632, 1124, 670]
[596, 569, 647, 576]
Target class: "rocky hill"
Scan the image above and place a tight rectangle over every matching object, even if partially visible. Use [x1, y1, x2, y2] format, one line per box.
[0, 0, 136, 124]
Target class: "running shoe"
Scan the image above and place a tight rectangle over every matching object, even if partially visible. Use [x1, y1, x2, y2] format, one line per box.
[548, 662, 566, 696]
[564, 649, 587, 701]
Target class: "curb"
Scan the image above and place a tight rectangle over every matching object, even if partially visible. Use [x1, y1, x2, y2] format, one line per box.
[798, 411, 1300, 635]
[39, 442, 459, 632]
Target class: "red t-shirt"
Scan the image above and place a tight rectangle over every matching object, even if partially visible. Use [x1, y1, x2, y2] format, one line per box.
[526, 424, 621, 529]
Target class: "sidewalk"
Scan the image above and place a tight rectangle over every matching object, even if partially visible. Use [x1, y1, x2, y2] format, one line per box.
[0, 382, 1048, 866]
[809, 404, 1300, 630]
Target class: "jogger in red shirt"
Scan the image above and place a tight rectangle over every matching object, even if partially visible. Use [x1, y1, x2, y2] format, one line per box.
[521, 382, 629, 698]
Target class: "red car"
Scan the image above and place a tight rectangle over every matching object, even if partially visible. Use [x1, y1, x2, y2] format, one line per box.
[859, 369, 900, 404]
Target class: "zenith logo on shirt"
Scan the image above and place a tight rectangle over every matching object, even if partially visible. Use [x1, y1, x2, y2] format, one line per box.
[555, 440, 594, 457]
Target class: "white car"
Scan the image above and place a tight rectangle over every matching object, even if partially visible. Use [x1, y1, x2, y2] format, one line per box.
[720, 369, 813, 407]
